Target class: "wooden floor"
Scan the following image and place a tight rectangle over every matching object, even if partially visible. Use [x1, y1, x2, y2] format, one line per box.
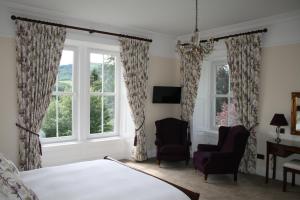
[123, 159, 300, 200]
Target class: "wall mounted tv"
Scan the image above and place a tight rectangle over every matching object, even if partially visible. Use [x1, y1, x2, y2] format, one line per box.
[152, 86, 181, 104]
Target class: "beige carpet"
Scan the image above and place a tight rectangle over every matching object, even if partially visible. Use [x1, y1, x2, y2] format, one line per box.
[123, 159, 300, 200]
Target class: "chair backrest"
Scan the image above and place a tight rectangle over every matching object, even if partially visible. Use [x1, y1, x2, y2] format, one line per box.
[217, 126, 231, 150]
[155, 118, 188, 145]
[220, 125, 250, 158]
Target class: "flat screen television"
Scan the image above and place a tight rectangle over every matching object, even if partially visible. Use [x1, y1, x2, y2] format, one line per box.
[152, 86, 181, 104]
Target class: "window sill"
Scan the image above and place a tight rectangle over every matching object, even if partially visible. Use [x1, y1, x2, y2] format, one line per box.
[42, 136, 122, 148]
[194, 129, 218, 135]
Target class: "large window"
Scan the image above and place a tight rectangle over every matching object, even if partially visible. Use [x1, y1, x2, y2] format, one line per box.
[89, 52, 116, 136]
[41, 49, 75, 141]
[212, 61, 238, 128]
[40, 43, 120, 143]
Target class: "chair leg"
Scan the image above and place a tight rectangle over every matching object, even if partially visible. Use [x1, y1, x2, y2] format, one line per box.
[204, 174, 208, 181]
[283, 167, 287, 192]
[234, 172, 238, 182]
[292, 172, 295, 186]
[157, 160, 160, 166]
[185, 159, 189, 166]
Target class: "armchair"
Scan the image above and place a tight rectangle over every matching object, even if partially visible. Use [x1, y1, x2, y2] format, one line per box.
[193, 125, 250, 181]
[155, 118, 191, 165]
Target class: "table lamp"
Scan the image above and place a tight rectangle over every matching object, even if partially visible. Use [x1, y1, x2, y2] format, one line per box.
[270, 113, 288, 143]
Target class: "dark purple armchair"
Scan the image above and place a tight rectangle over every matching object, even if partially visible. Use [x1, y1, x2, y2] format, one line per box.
[155, 118, 191, 166]
[193, 125, 250, 181]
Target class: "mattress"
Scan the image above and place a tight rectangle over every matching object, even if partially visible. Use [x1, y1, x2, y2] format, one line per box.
[21, 159, 190, 200]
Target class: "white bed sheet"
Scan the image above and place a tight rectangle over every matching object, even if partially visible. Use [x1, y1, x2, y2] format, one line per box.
[21, 159, 190, 200]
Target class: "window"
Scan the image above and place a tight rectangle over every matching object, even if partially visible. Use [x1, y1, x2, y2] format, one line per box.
[89, 52, 117, 137]
[40, 42, 120, 143]
[212, 61, 238, 128]
[41, 49, 76, 141]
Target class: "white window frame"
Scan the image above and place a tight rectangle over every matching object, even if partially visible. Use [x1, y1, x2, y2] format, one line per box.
[87, 48, 121, 139]
[211, 60, 233, 130]
[41, 46, 79, 143]
[41, 41, 121, 144]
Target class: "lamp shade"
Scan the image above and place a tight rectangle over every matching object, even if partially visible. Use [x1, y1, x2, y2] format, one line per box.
[270, 114, 288, 126]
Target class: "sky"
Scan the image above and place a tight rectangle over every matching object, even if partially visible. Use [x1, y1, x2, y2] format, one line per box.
[59, 50, 112, 65]
[60, 50, 74, 65]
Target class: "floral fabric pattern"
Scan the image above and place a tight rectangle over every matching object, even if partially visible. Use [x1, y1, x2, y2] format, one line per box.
[225, 33, 262, 174]
[176, 41, 214, 121]
[0, 154, 19, 176]
[16, 20, 66, 171]
[0, 166, 39, 200]
[119, 38, 150, 161]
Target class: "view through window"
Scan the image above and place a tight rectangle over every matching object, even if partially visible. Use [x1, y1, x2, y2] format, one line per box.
[41, 50, 74, 139]
[89, 52, 116, 135]
[40, 45, 119, 142]
[213, 63, 239, 127]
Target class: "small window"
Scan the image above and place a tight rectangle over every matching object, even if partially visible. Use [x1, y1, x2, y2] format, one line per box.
[89, 52, 117, 137]
[212, 62, 239, 128]
[41, 49, 76, 141]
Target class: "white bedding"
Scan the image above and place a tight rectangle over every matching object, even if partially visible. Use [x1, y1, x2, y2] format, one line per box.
[21, 159, 190, 200]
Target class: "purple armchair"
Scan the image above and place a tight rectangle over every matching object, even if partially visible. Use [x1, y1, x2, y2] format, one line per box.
[155, 118, 191, 166]
[193, 125, 250, 181]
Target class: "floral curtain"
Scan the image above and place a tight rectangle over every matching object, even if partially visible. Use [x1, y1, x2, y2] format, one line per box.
[225, 33, 262, 174]
[176, 41, 214, 122]
[16, 20, 66, 170]
[119, 38, 150, 161]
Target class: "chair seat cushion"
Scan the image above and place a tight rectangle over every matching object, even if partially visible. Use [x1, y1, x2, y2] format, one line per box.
[159, 144, 185, 155]
[284, 159, 300, 170]
[193, 151, 212, 167]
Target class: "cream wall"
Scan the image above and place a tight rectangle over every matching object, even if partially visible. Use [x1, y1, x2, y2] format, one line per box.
[0, 37, 18, 165]
[256, 43, 300, 182]
[0, 36, 180, 166]
[191, 41, 300, 184]
[145, 57, 181, 157]
[0, 4, 180, 166]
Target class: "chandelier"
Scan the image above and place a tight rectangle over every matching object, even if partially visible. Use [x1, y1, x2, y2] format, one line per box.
[177, 0, 214, 56]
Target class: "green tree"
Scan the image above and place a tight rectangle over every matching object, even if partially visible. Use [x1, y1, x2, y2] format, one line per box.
[41, 97, 56, 138]
[216, 65, 229, 94]
[90, 65, 102, 92]
[58, 96, 72, 136]
[90, 62, 114, 133]
[41, 56, 115, 138]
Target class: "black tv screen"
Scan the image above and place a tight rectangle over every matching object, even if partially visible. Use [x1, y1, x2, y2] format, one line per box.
[152, 86, 181, 104]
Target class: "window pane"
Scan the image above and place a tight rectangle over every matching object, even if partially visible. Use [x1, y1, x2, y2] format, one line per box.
[90, 96, 102, 134]
[216, 64, 229, 95]
[215, 97, 228, 126]
[103, 96, 115, 132]
[103, 55, 115, 92]
[58, 96, 72, 137]
[90, 53, 102, 92]
[41, 96, 57, 138]
[58, 50, 73, 92]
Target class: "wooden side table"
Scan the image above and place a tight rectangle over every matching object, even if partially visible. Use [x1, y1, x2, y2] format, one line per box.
[265, 139, 300, 183]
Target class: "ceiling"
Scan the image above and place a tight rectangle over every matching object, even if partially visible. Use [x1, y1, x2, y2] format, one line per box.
[4, 0, 300, 36]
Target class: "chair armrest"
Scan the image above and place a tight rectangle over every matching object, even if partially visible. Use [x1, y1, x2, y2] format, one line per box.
[197, 144, 218, 151]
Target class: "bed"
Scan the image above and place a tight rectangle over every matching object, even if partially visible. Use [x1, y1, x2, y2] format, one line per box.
[19, 157, 199, 200]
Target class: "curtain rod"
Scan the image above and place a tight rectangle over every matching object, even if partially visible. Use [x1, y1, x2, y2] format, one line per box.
[200, 28, 268, 43]
[11, 15, 152, 43]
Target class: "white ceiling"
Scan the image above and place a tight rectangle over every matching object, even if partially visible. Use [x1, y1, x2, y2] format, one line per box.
[3, 0, 300, 36]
